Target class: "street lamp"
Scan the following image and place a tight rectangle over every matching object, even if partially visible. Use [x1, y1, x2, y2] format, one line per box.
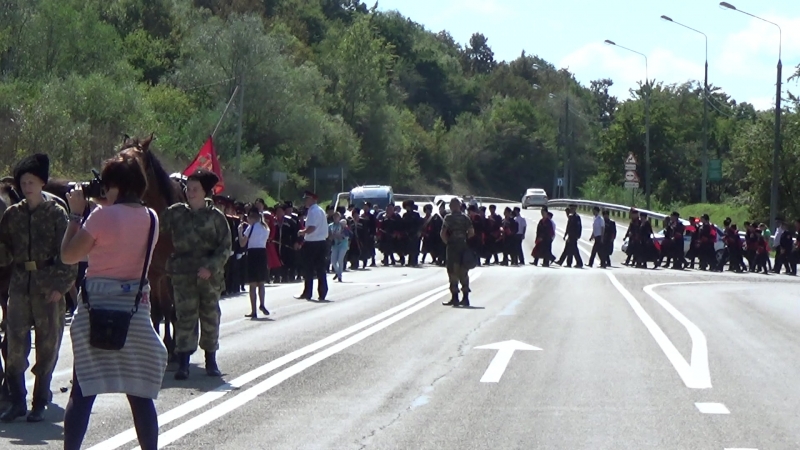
[605, 39, 652, 210]
[719, 1, 782, 231]
[661, 15, 709, 204]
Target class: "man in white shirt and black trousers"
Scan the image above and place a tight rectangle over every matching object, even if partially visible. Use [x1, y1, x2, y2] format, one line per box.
[588, 206, 607, 268]
[295, 191, 330, 301]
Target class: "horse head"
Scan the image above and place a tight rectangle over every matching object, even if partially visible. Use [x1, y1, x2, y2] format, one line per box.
[119, 133, 182, 213]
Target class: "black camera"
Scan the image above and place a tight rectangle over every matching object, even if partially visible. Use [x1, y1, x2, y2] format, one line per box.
[76, 169, 104, 199]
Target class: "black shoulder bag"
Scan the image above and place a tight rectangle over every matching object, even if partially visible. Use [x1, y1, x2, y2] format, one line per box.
[83, 209, 156, 351]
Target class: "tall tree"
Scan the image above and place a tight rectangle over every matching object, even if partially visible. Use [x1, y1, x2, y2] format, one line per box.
[465, 33, 495, 75]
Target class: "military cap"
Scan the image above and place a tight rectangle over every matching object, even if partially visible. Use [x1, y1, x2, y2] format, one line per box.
[14, 153, 50, 188]
[303, 190, 318, 200]
[187, 168, 219, 195]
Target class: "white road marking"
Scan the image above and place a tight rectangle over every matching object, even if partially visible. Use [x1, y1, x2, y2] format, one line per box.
[643, 282, 713, 389]
[146, 272, 482, 449]
[86, 281, 459, 450]
[498, 298, 522, 316]
[475, 340, 542, 383]
[606, 273, 711, 389]
[724, 448, 757, 450]
[695, 402, 730, 414]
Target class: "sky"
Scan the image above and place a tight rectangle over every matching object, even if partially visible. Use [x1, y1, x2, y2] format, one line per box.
[376, 0, 800, 110]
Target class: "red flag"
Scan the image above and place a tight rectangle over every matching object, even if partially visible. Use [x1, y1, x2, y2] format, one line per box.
[183, 136, 224, 194]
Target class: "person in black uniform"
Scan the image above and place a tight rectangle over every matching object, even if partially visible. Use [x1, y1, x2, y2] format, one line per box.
[624, 209, 640, 266]
[402, 201, 423, 267]
[602, 210, 616, 268]
[637, 212, 655, 268]
[697, 214, 716, 271]
[274, 203, 299, 283]
[560, 205, 583, 268]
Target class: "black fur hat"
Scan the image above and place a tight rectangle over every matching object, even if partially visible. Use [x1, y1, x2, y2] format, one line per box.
[187, 169, 219, 195]
[13, 153, 49, 188]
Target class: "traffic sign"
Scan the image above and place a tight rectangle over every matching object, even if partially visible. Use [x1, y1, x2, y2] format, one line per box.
[708, 159, 722, 182]
[625, 171, 640, 182]
[624, 181, 640, 189]
[624, 163, 637, 171]
[556, 177, 564, 187]
[625, 153, 637, 165]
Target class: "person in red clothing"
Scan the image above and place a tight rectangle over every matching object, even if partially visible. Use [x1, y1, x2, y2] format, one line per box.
[531, 207, 554, 267]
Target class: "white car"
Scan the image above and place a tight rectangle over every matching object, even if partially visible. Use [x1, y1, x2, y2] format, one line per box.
[521, 188, 548, 209]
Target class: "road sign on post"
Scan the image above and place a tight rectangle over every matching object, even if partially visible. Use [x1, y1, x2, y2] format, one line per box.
[556, 178, 563, 187]
[624, 153, 639, 189]
[708, 159, 722, 182]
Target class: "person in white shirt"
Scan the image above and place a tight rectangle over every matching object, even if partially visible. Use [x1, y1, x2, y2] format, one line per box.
[295, 191, 330, 301]
[513, 207, 527, 264]
[238, 209, 270, 318]
[588, 206, 607, 268]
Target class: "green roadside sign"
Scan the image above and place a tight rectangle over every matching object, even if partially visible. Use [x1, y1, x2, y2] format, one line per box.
[708, 159, 722, 182]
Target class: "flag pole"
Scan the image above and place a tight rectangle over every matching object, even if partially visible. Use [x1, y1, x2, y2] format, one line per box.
[212, 85, 240, 139]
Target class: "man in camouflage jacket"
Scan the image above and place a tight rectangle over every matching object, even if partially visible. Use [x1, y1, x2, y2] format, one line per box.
[0, 154, 77, 422]
[160, 169, 231, 381]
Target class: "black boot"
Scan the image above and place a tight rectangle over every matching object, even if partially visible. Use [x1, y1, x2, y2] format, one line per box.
[27, 403, 46, 423]
[205, 352, 222, 377]
[174, 353, 190, 380]
[460, 290, 470, 307]
[442, 288, 459, 306]
[0, 374, 26, 422]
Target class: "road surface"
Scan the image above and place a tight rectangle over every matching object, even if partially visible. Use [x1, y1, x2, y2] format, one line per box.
[1, 205, 798, 450]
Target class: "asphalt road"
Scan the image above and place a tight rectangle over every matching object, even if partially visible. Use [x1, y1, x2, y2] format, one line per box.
[2, 204, 798, 449]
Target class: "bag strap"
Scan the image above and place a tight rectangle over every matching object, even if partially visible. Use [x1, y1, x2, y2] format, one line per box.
[131, 209, 157, 314]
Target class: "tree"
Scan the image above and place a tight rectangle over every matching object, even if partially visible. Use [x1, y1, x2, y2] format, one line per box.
[465, 33, 495, 75]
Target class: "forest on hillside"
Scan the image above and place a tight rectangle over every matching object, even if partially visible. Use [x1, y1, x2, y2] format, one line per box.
[0, 0, 799, 219]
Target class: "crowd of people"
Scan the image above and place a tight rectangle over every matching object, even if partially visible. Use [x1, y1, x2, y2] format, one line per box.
[0, 148, 796, 449]
[621, 208, 798, 275]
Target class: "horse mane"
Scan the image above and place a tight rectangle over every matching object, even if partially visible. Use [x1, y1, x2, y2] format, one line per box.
[120, 135, 178, 207]
[143, 150, 177, 206]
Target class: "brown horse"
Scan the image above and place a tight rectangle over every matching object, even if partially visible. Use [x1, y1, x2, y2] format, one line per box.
[118, 134, 185, 361]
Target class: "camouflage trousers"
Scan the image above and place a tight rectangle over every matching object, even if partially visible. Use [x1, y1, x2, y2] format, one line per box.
[172, 275, 221, 355]
[445, 243, 470, 294]
[5, 291, 65, 405]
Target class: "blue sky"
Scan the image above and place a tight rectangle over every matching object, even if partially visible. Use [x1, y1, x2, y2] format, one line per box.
[377, 0, 800, 110]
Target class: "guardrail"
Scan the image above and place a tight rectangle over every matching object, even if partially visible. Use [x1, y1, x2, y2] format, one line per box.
[394, 193, 518, 205]
[546, 198, 671, 227]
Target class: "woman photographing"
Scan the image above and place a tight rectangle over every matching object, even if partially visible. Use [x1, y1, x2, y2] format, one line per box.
[238, 208, 270, 318]
[60, 152, 167, 450]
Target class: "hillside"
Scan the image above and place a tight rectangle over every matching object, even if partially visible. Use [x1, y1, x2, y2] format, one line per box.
[1, 0, 799, 219]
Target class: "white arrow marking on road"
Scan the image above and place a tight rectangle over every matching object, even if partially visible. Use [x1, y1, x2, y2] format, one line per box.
[475, 340, 542, 383]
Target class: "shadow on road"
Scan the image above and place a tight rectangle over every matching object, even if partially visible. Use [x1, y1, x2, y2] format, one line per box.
[0, 402, 66, 445]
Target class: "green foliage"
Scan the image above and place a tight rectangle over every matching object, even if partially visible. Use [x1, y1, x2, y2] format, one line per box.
[1, 0, 796, 210]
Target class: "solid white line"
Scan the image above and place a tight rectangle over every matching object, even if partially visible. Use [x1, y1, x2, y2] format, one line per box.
[86, 282, 454, 450]
[605, 273, 711, 389]
[644, 282, 713, 389]
[148, 272, 482, 449]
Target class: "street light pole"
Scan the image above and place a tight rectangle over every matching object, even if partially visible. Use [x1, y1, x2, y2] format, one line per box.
[660, 15, 709, 203]
[604, 40, 651, 209]
[719, 2, 782, 230]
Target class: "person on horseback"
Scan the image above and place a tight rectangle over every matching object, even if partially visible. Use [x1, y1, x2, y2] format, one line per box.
[160, 169, 231, 381]
[0, 154, 78, 423]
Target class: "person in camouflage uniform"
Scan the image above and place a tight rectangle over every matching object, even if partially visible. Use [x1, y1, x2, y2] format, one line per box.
[440, 197, 475, 308]
[160, 169, 231, 380]
[0, 154, 77, 422]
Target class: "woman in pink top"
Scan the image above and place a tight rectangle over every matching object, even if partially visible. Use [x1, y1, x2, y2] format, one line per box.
[60, 152, 167, 450]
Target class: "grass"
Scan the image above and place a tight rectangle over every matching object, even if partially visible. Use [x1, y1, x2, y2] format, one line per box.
[677, 203, 753, 227]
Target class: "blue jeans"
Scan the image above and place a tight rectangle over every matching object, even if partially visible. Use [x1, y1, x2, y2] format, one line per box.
[331, 245, 348, 279]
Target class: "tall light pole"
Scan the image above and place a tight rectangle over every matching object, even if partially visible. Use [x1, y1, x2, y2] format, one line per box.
[661, 15, 709, 204]
[719, 1, 782, 231]
[605, 39, 651, 209]
[533, 64, 569, 198]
